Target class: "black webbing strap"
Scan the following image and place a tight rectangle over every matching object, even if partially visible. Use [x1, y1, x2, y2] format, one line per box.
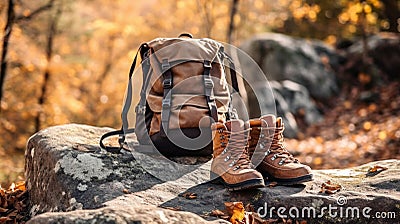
[202, 60, 218, 122]
[135, 52, 151, 116]
[160, 59, 172, 137]
[221, 51, 239, 120]
[223, 52, 240, 93]
[100, 44, 147, 153]
[122, 44, 146, 132]
[99, 128, 135, 153]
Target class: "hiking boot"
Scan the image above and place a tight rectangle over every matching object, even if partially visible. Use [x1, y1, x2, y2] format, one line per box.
[210, 119, 265, 191]
[248, 115, 313, 185]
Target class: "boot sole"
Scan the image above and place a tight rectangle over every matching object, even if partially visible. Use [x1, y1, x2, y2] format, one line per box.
[210, 172, 265, 191]
[264, 173, 313, 185]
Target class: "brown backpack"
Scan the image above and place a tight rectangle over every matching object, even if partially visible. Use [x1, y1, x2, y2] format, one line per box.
[100, 34, 239, 156]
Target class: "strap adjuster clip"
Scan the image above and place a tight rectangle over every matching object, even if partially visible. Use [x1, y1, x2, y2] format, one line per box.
[163, 79, 172, 89]
[204, 78, 214, 89]
[161, 59, 170, 71]
[135, 105, 146, 115]
[204, 60, 212, 68]
[162, 99, 171, 108]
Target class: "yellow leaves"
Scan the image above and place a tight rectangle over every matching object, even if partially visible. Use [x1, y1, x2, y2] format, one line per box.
[225, 202, 246, 224]
[378, 131, 387, 140]
[363, 121, 372, 131]
[290, 1, 321, 22]
[338, 0, 382, 32]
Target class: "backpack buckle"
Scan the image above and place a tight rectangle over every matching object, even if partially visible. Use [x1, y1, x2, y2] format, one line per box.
[161, 59, 170, 71]
[135, 105, 146, 115]
[204, 60, 212, 68]
[204, 77, 214, 89]
[163, 79, 172, 89]
[162, 99, 171, 108]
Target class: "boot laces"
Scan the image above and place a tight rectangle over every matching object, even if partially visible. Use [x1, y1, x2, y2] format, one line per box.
[219, 128, 253, 170]
[259, 126, 298, 164]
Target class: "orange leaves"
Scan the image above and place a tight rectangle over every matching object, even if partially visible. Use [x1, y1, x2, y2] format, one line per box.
[180, 192, 198, 200]
[320, 180, 342, 194]
[225, 202, 246, 224]
[210, 202, 303, 224]
[286, 82, 400, 170]
[0, 181, 28, 223]
[366, 165, 388, 177]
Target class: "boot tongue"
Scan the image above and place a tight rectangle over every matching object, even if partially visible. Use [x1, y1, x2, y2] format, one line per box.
[260, 115, 277, 136]
[260, 115, 276, 128]
[225, 119, 246, 132]
[276, 117, 283, 128]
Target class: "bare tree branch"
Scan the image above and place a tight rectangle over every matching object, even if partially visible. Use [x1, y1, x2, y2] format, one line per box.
[0, 0, 15, 112]
[35, 1, 60, 132]
[15, 0, 55, 22]
[227, 0, 239, 44]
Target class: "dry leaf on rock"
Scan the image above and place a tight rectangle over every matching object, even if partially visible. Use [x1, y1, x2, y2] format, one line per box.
[320, 180, 342, 194]
[366, 165, 388, 176]
[268, 182, 278, 187]
[181, 192, 197, 199]
[211, 209, 226, 217]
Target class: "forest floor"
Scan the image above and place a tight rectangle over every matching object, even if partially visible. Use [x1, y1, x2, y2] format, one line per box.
[287, 80, 400, 170]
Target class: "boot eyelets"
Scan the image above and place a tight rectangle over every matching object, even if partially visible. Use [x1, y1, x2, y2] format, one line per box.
[278, 159, 285, 165]
[271, 155, 276, 161]
[264, 150, 270, 156]
[233, 166, 240, 171]
[224, 155, 230, 162]
[229, 160, 236, 167]
[221, 148, 227, 154]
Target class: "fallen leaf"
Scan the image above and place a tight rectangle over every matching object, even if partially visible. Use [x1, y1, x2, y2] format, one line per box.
[320, 180, 342, 194]
[225, 202, 245, 224]
[210, 209, 226, 217]
[245, 203, 254, 212]
[366, 165, 388, 177]
[0, 217, 12, 222]
[181, 192, 197, 199]
[0, 207, 8, 213]
[268, 182, 278, 187]
[122, 188, 130, 194]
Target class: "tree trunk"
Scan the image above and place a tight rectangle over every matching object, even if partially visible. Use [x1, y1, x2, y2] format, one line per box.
[0, 0, 15, 112]
[35, 3, 61, 132]
[227, 0, 239, 44]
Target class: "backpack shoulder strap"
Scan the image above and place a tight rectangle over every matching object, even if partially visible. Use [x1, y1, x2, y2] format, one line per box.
[99, 43, 149, 153]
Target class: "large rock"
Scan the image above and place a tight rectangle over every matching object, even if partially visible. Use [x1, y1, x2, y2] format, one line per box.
[26, 124, 400, 223]
[240, 33, 339, 100]
[239, 33, 339, 137]
[338, 33, 400, 82]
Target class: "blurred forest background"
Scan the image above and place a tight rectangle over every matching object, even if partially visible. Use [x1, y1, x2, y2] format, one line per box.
[0, 0, 399, 186]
